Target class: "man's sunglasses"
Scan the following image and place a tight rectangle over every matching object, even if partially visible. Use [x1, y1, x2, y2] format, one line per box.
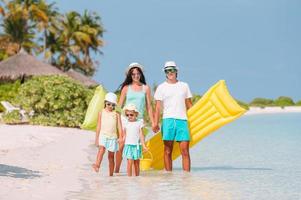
[165, 68, 177, 73]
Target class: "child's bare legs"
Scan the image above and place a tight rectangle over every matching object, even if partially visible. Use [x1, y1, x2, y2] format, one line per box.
[127, 159, 134, 176]
[92, 146, 105, 172]
[108, 151, 115, 176]
[115, 143, 124, 173]
[134, 160, 140, 176]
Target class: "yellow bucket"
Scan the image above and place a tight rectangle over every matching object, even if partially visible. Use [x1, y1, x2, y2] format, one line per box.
[140, 151, 153, 171]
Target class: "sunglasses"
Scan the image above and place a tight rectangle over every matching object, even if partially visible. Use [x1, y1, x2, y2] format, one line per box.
[165, 69, 177, 73]
[125, 113, 135, 117]
[131, 72, 141, 77]
[105, 102, 116, 107]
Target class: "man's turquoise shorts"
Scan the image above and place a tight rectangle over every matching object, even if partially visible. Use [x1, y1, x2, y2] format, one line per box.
[161, 118, 190, 142]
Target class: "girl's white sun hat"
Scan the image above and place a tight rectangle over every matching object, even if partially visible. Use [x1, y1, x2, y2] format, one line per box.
[123, 103, 139, 114]
[104, 92, 117, 105]
[125, 62, 144, 75]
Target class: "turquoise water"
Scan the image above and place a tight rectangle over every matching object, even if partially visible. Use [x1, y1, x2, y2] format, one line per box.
[68, 114, 301, 200]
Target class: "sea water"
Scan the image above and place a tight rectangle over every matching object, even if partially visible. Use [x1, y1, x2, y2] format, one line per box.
[67, 113, 301, 200]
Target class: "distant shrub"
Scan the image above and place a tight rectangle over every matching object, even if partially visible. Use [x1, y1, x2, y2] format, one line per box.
[274, 96, 295, 107]
[249, 98, 274, 107]
[15, 75, 93, 127]
[192, 94, 202, 105]
[296, 100, 301, 106]
[235, 99, 249, 110]
[0, 80, 21, 112]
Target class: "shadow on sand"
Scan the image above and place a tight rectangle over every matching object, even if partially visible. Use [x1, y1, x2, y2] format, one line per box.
[0, 164, 42, 179]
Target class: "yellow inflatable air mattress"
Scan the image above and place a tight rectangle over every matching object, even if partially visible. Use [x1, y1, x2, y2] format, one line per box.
[81, 85, 107, 131]
[144, 80, 246, 170]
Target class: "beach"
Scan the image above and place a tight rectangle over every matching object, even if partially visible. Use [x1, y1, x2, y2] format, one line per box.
[1, 109, 301, 200]
[0, 125, 95, 200]
[245, 106, 301, 115]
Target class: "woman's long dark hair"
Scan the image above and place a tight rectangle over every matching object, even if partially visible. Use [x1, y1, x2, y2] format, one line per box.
[118, 67, 146, 91]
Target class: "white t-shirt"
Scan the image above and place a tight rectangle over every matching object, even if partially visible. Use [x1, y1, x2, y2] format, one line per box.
[124, 121, 143, 145]
[154, 81, 192, 120]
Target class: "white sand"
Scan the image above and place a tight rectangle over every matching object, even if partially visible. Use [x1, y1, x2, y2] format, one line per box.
[0, 124, 95, 200]
[245, 106, 301, 115]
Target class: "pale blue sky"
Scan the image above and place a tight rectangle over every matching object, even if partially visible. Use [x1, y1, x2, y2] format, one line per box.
[57, 0, 301, 102]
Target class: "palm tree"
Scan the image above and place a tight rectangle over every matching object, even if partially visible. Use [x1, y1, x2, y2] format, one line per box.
[0, 1, 105, 76]
[79, 10, 104, 75]
[0, 0, 50, 57]
[49, 11, 104, 75]
[0, 1, 37, 55]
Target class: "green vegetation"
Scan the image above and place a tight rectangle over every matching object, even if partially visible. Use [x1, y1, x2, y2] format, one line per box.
[2, 110, 21, 124]
[249, 97, 300, 108]
[192, 94, 202, 105]
[249, 98, 275, 107]
[0, 80, 21, 112]
[235, 99, 249, 110]
[274, 96, 295, 107]
[14, 75, 93, 127]
[0, 0, 104, 75]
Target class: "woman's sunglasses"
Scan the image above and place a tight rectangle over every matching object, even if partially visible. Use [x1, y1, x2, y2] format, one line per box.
[131, 72, 141, 77]
[165, 68, 177, 74]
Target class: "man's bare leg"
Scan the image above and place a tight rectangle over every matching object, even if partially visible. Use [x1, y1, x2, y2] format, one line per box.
[163, 141, 174, 171]
[179, 141, 190, 172]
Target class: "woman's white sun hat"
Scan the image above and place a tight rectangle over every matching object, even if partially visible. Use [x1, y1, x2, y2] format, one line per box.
[104, 92, 117, 105]
[123, 103, 139, 114]
[163, 61, 179, 71]
[125, 62, 144, 75]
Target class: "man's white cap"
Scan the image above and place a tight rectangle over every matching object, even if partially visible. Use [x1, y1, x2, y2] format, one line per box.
[123, 103, 139, 114]
[104, 92, 117, 105]
[125, 62, 144, 75]
[163, 61, 179, 71]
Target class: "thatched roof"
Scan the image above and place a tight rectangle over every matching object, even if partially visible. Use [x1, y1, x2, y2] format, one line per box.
[65, 69, 98, 87]
[0, 51, 65, 81]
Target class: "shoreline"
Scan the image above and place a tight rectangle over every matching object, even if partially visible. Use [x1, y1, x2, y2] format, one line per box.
[245, 106, 301, 115]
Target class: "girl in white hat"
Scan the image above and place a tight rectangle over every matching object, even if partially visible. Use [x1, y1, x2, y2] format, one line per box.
[92, 92, 123, 176]
[122, 103, 148, 176]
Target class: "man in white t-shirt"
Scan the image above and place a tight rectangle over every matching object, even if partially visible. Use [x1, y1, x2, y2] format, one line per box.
[153, 61, 193, 172]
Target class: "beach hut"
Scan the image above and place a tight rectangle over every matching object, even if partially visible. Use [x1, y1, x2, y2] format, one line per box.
[65, 69, 98, 87]
[0, 51, 99, 87]
[0, 51, 66, 82]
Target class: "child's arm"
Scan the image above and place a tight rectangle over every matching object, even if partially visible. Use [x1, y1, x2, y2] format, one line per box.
[116, 113, 123, 143]
[95, 111, 102, 146]
[139, 127, 148, 151]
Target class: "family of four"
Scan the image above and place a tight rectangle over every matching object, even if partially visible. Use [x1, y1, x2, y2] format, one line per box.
[92, 61, 193, 176]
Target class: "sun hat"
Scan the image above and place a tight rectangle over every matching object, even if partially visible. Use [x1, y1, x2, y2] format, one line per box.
[123, 103, 139, 114]
[104, 92, 117, 105]
[125, 62, 144, 75]
[162, 61, 179, 71]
